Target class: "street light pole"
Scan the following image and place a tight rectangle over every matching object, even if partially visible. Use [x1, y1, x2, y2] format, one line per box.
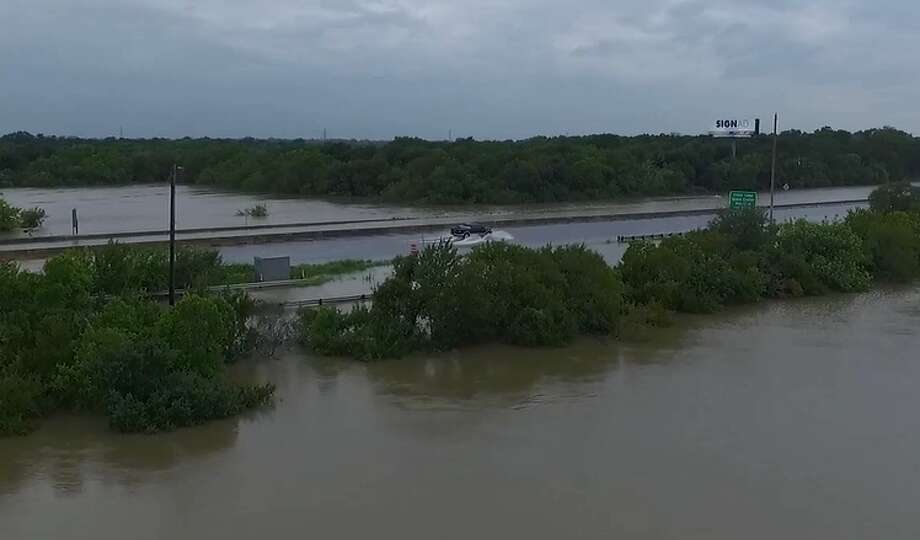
[769, 113, 778, 224]
[168, 164, 180, 306]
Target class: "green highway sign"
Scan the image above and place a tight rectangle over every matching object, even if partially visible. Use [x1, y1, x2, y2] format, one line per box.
[729, 190, 757, 209]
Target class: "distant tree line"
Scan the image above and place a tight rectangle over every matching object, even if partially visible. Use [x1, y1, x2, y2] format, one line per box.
[1, 128, 918, 204]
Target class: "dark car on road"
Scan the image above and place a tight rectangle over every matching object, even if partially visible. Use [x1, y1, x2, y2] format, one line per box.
[450, 223, 492, 238]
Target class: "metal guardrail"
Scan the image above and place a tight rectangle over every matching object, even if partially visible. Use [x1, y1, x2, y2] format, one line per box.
[147, 281, 375, 308]
[282, 293, 372, 308]
[0, 216, 415, 246]
[616, 232, 694, 243]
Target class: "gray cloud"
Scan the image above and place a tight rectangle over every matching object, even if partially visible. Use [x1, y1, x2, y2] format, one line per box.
[0, 0, 917, 138]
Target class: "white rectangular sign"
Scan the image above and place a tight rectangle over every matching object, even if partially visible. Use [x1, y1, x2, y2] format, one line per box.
[711, 118, 756, 138]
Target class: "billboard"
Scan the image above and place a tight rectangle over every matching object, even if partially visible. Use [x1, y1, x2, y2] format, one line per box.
[711, 118, 758, 138]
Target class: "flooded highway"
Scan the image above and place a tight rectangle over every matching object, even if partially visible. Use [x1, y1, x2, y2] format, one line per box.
[218, 200, 861, 265]
[1, 184, 876, 240]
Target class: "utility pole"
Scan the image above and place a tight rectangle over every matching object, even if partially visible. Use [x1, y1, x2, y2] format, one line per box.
[769, 113, 778, 224]
[448, 129, 452, 142]
[169, 164, 182, 306]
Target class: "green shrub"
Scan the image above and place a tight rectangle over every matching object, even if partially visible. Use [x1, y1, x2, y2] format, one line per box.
[299, 306, 367, 357]
[299, 241, 624, 359]
[92, 295, 163, 335]
[709, 207, 772, 251]
[845, 209, 920, 282]
[41, 252, 94, 309]
[19, 207, 47, 229]
[290, 259, 382, 280]
[549, 244, 624, 334]
[107, 369, 274, 433]
[96, 336, 273, 433]
[220, 290, 262, 358]
[0, 368, 46, 436]
[54, 327, 132, 410]
[156, 294, 236, 375]
[768, 220, 870, 295]
[91, 242, 226, 294]
[0, 197, 20, 231]
[91, 242, 166, 294]
[619, 241, 684, 309]
[508, 305, 574, 347]
[619, 301, 674, 341]
[1, 252, 275, 436]
[868, 182, 920, 213]
[220, 263, 254, 285]
[620, 232, 764, 313]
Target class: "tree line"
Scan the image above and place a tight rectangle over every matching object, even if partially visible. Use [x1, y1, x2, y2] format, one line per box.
[299, 183, 920, 360]
[1, 127, 918, 204]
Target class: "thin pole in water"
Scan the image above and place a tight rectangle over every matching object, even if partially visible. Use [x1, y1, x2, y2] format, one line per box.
[169, 164, 177, 306]
[770, 113, 778, 224]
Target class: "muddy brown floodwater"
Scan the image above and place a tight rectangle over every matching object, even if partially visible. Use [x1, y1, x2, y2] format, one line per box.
[0, 183, 878, 239]
[2, 288, 920, 539]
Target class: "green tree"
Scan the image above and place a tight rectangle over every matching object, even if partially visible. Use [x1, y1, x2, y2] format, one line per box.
[868, 182, 920, 213]
[157, 295, 236, 375]
[709, 208, 771, 251]
[0, 197, 20, 231]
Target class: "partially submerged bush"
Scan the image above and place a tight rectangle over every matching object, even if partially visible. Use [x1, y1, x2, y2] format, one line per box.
[300, 200, 920, 361]
[236, 204, 269, 218]
[0, 197, 47, 231]
[100, 338, 274, 433]
[845, 209, 920, 282]
[19, 207, 47, 229]
[766, 220, 870, 295]
[1, 254, 275, 436]
[709, 207, 772, 251]
[299, 242, 625, 359]
[0, 197, 20, 231]
[618, 302, 674, 342]
[0, 367, 46, 436]
[620, 231, 765, 313]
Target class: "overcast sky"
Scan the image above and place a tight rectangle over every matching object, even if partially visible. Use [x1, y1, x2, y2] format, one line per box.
[1, 0, 916, 139]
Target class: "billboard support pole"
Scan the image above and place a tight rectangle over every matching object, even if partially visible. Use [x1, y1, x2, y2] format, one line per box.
[769, 113, 778, 225]
[731, 140, 737, 161]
